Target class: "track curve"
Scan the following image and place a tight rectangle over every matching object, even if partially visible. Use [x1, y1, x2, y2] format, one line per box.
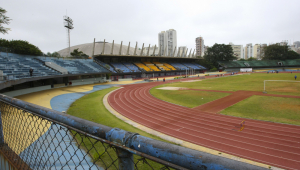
[108, 77, 300, 170]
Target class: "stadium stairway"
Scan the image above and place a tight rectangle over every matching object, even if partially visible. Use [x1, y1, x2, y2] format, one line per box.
[37, 58, 108, 74]
[134, 62, 153, 72]
[162, 63, 176, 70]
[93, 58, 116, 73]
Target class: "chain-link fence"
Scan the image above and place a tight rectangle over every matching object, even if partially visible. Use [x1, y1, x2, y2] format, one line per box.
[0, 100, 186, 170]
[0, 94, 265, 170]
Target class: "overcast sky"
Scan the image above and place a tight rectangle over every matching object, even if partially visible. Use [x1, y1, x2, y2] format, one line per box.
[2, 0, 300, 53]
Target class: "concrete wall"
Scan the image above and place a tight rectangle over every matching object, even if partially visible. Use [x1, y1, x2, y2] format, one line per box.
[3, 85, 51, 97]
[2, 77, 107, 97]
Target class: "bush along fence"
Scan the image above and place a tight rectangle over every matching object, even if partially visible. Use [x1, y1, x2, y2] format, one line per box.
[0, 94, 265, 170]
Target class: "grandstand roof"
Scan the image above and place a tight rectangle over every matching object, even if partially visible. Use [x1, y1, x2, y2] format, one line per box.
[95, 54, 200, 61]
[57, 42, 142, 57]
[58, 42, 201, 60]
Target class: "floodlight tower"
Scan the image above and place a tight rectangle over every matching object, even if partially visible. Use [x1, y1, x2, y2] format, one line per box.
[64, 16, 74, 57]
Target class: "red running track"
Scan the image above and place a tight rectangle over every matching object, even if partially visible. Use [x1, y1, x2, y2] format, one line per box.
[108, 77, 300, 170]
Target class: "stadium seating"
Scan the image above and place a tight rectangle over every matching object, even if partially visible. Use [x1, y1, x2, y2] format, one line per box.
[219, 60, 300, 69]
[123, 62, 141, 72]
[152, 62, 171, 71]
[93, 58, 116, 73]
[38, 58, 108, 74]
[110, 63, 132, 73]
[162, 63, 176, 70]
[143, 62, 161, 71]
[282, 60, 300, 66]
[168, 62, 189, 70]
[182, 63, 206, 69]
[134, 62, 153, 72]
[0, 53, 61, 79]
[193, 63, 207, 69]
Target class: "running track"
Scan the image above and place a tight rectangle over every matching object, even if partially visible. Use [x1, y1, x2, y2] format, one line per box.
[108, 76, 300, 170]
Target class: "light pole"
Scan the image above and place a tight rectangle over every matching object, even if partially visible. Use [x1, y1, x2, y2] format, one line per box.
[186, 68, 187, 78]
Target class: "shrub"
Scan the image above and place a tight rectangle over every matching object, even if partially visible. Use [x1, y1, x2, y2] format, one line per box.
[210, 67, 218, 71]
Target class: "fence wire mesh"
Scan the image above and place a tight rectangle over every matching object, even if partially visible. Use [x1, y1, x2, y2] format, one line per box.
[0, 101, 180, 170]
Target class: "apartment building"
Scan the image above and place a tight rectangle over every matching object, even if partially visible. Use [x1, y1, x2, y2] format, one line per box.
[195, 37, 204, 57]
[158, 29, 177, 57]
[229, 42, 243, 59]
[244, 43, 253, 59]
[293, 41, 300, 48]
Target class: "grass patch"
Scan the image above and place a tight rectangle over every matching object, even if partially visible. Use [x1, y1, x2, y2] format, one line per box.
[156, 73, 300, 96]
[150, 88, 231, 108]
[67, 87, 176, 169]
[222, 95, 300, 125]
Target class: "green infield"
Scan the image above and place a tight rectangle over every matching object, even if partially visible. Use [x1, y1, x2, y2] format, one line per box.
[67, 87, 175, 169]
[158, 73, 300, 96]
[150, 88, 231, 108]
[150, 73, 300, 125]
[222, 95, 300, 126]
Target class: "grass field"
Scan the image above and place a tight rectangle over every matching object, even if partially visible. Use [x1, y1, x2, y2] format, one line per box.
[67, 87, 176, 169]
[151, 73, 300, 125]
[150, 89, 231, 108]
[222, 96, 300, 126]
[159, 73, 300, 96]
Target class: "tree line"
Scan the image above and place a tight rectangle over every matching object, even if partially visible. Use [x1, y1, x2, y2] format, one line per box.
[197, 43, 300, 71]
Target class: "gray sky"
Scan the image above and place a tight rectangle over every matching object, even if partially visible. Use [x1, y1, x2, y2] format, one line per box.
[2, 0, 300, 53]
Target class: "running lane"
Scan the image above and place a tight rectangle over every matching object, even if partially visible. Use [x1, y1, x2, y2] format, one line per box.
[108, 78, 300, 170]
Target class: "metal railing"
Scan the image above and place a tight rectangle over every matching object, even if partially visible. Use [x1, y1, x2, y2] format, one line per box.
[0, 94, 264, 170]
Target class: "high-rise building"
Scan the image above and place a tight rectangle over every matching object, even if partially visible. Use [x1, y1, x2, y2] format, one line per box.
[158, 29, 177, 56]
[229, 42, 243, 59]
[195, 37, 204, 57]
[243, 43, 267, 60]
[253, 44, 261, 59]
[244, 43, 253, 59]
[293, 41, 300, 48]
[252, 44, 267, 60]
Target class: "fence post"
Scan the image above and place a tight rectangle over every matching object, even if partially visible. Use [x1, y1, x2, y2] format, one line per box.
[116, 148, 134, 170]
[106, 128, 137, 170]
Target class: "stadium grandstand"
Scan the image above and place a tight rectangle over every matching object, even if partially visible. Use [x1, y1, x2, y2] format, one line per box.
[219, 59, 300, 72]
[0, 46, 207, 93]
[2, 39, 300, 94]
[2, 43, 300, 170]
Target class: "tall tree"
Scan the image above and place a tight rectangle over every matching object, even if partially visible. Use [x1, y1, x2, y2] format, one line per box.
[0, 7, 11, 34]
[204, 43, 237, 68]
[247, 57, 257, 61]
[70, 48, 84, 57]
[0, 39, 42, 56]
[70, 48, 89, 58]
[263, 44, 300, 60]
[51, 52, 61, 57]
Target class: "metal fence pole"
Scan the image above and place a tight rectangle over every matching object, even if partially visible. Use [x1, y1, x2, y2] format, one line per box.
[107, 128, 135, 170]
[116, 148, 134, 170]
